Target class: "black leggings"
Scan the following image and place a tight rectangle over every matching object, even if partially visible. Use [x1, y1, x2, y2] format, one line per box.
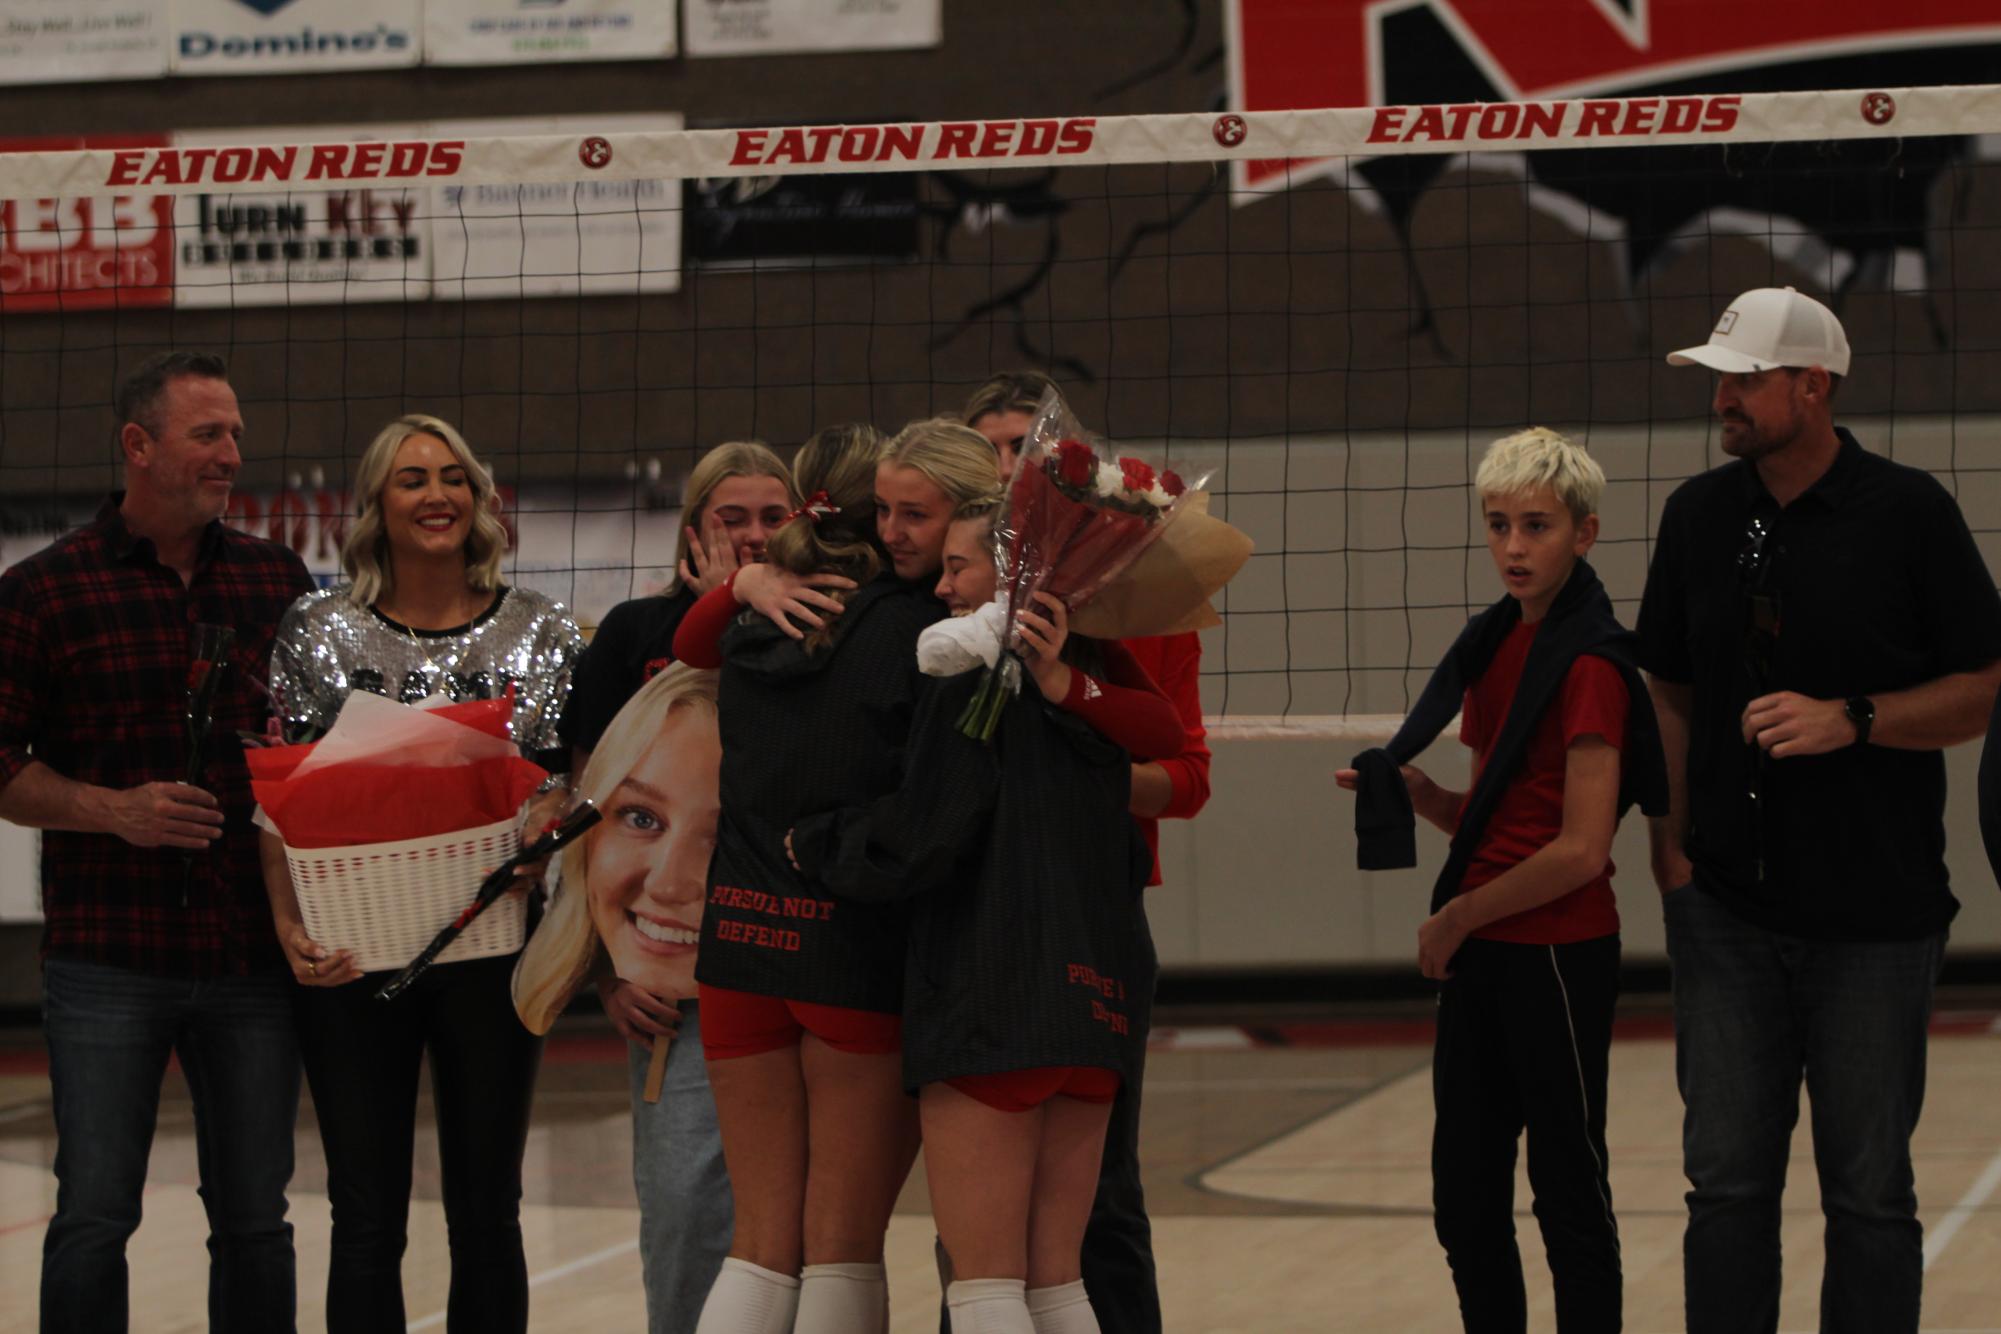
[1431, 934, 1622, 1334]
[294, 953, 542, 1334]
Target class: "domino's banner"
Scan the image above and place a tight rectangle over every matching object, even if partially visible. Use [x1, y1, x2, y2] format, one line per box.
[424, 0, 675, 66]
[171, 0, 419, 76]
[0, 0, 166, 86]
[683, 0, 938, 58]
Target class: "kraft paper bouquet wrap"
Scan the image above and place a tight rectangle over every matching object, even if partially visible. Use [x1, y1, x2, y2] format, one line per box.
[921, 388, 1250, 739]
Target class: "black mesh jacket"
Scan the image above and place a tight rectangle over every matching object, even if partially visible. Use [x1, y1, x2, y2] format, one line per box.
[694, 574, 960, 1013]
[794, 669, 1156, 1092]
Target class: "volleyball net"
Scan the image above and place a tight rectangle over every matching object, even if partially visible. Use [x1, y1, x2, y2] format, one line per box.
[3, 85, 1999, 741]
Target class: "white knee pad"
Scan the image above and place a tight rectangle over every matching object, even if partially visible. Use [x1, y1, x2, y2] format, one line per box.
[795, 1261, 889, 1334]
[693, 1256, 801, 1334]
[1027, 1280, 1100, 1334]
[946, 1277, 1036, 1334]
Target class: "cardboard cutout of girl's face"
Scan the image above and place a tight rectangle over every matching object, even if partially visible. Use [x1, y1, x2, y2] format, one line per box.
[585, 704, 720, 1000]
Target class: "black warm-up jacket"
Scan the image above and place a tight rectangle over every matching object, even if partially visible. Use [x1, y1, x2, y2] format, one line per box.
[794, 662, 1167, 1093]
[694, 574, 954, 1013]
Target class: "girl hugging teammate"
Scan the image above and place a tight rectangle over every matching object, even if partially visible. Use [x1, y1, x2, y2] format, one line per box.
[682, 419, 1001, 1334]
[791, 496, 1185, 1334]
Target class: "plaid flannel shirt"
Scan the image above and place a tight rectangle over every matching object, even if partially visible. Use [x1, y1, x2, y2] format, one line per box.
[0, 496, 315, 977]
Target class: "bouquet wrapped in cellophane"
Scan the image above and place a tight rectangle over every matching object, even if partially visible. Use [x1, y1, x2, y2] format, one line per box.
[936, 388, 1247, 740]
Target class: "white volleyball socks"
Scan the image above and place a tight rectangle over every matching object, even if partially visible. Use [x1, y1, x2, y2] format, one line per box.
[946, 1277, 1036, 1334]
[795, 1261, 890, 1333]
[1026, 1281, 1101, 1334]
[692, 1257, 801, 1334]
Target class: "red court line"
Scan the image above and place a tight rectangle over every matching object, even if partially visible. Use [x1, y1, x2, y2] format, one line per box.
[0, 1049, 49, 1076]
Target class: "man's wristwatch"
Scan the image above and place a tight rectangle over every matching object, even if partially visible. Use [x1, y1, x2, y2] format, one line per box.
[1845, 695, 1875, 747]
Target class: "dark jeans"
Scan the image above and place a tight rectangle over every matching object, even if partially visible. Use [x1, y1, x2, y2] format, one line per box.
[40, 957, 300, 1334]
[1432, 934, 1622, 1334]
[1664, 884, 1944, 1334]
[294, 953, 542, 1334]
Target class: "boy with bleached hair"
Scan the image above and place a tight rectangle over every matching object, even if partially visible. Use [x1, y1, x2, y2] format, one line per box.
[1338, 426, 1666, 1333]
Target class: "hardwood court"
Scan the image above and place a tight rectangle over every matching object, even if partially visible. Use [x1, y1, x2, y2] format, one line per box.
[2, 1007, 1998, 1333]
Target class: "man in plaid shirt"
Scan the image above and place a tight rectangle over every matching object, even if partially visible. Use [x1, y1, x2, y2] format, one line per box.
[0, 351, 316, 1334]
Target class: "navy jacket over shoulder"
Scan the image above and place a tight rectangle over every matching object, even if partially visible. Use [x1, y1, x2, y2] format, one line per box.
[1353, 558, 1668, 913]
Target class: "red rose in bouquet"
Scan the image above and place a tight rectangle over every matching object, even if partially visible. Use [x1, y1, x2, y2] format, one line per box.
[1055, 438, 1095, 489]
[1119, 457, 1156, 492]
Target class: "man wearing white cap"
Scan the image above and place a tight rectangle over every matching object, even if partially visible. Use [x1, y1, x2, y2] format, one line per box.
[1636, 287, 2001, 1333]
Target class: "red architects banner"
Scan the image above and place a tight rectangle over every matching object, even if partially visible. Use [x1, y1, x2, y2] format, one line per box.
[0, 134, 173, 313]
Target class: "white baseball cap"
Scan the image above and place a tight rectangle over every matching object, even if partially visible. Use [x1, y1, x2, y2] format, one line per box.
[1667, 286, 1851, 377]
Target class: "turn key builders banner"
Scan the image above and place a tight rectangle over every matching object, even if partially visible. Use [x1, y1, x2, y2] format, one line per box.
[0, 114, 683, 312]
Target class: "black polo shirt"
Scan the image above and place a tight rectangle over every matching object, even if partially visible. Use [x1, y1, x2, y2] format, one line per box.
[1637, 428, 2001, 940]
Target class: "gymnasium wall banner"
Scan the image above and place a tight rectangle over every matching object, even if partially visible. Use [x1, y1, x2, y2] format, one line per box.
[0, 0, 167, 86]
[427, 112, 683, 300]
[684, 168, 920, 269]
[1221, 0, 2001, 329]
[171, 0, 421, 77]
[1226, 0, 2001, 190]
[0, 112, 681, 310]
[682, 0, 939, 58]
[170, 123, 431, 307]
[423, 0, 676, 67]
[0, 134, 175, 313]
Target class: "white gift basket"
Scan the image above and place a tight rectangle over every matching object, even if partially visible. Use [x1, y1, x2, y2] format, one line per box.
[285, 813, 525, 974]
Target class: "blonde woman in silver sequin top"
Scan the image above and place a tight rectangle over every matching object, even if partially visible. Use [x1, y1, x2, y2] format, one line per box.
[260, 413, 580, 1334]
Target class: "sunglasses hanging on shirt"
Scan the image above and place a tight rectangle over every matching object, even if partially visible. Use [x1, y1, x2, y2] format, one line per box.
[1736, 515, 1782, 883]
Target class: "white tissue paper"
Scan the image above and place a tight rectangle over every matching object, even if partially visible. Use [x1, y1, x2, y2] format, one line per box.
[916, 599, 1008, 676]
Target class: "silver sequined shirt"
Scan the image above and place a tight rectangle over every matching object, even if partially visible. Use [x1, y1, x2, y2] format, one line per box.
[270, 583, 582, 754]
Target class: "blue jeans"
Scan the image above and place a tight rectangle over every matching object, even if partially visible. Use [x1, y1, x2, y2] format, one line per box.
[1663, 885, 1944, 1334]
[630, 1002, 733, 1334]
[40, 958, 300, 1334]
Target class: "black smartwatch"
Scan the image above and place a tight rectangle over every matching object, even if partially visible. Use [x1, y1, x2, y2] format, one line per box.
[1845, 696, 1875, 747]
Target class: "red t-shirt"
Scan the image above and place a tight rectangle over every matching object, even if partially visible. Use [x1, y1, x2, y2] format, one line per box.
[1456, 620, 1628, 944]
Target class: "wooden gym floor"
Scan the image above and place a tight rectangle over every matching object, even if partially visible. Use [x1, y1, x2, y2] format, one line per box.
[2, 1000, 1999, 1333]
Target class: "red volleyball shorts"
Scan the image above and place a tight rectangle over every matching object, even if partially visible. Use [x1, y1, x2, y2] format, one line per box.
[698, 983, 902, 1060]
[945, 1066, 1121, 1113]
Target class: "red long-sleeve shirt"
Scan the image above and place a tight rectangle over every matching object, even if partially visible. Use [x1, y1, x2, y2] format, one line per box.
[671, 576, 740, 669]
[1121, 632, 1211, 886]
